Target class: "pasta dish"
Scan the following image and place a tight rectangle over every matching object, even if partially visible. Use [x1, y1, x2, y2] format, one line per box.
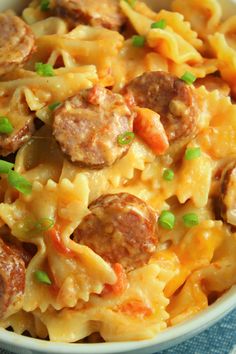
[0, 0, 235, 343]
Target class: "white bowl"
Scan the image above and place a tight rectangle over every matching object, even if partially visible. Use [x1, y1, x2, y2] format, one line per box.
[0, 1, 236, 354]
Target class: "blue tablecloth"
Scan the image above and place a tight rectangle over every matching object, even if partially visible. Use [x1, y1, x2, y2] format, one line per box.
[0, 309, 236, 354]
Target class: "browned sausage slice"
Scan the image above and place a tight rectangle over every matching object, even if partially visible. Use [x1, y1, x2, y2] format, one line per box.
[0, 238, 26, 319]
[123, 71, 198, 144]
[0, 117, 35, 156]
[55, 0, 125, 31]
[218, 161, 236, 226]
[0, 14, 35, 76]
[74, 193, 158, 271]
[52, 86, 134, 168]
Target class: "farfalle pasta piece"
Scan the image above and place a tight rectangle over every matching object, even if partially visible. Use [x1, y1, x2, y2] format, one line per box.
[31, 17, 69, 37]
[167, 223, 236, 325]
[35, 263, 169, 342]
[0, 66, 98, 110]
[176, 149, 212, 208]
[120, 0, 202, 65]
[32, 25, 124, 82]
[134, 2, 202, 50]
[196, 88, 236, 158]
[209, 32, 236, 98]
[172, 0, 222, 38]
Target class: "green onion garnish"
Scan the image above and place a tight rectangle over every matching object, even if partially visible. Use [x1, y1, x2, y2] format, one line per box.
[48, 101, 61, 111]
[8, 170, 32, 195]
[151, 19, 167, 29]
[132, 35, 145, 47]
[124, 0, 136, 7]
[158, 210, 175, 230]
[163, 168, 174, 181]
[117, 131, 135, 145]
[34, 270, 52, 285]
[0, 160, 14, 174]
[0, 117, 14, 134]
[182, 213, 199, 227]
[34, 218, 55, 232]
[40, 0, 50, 11]
[180, 71, 196, 85]
[35, 62, 54, 77]
[185, 147, 201, 161]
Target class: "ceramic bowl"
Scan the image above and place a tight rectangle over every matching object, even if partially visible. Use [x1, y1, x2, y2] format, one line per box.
[0, 1, 235, 353]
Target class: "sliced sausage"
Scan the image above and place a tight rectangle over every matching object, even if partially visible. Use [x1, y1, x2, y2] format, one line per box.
[0, 14, 35, 76]
[0, 238, 26, 319]
[55, 0, 125, 31]
[218, 161, 236, 226]
[123, 71, 198, 144]
[73, 193, 158, 271]
[0, 116, 35, 156]
[52, 85, 134, 168]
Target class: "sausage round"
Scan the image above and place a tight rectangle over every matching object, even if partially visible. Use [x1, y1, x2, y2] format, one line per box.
[0, 117, 35, 156]
[218, 161, 236, 226]
[123, 71, 198, 144]
[55, 0, 125, 31]
[52, 85, 134, 168]
[0, 14, 35, 76]
[73, 193, 158, 271]
[0, 238, 26, 319]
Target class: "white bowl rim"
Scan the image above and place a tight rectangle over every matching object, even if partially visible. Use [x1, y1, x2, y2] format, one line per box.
[0, 286, 235, 353]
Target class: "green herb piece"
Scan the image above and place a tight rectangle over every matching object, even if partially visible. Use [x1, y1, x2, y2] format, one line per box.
[8, 170, 32, 195]
[132, 35, 145, 47]
[48, 101, 61, 111]
[40, 0, 50, 11]
[35, 62, 54, 77]
[0, 160, 14, 174]
[163, 168, 174, 181]
[117, 131, 135, 145]
[181, 71, 196, 85]
[34, 218, 55, 232]
[35, 270, 52, 285]
[183, 213, 199, 227]
[151, 19, 167, 29]
[124, 0, 136, 7]
[0, 117, 14, 134]
[185, 147, 201, 161]
[159, 210, 175, 230]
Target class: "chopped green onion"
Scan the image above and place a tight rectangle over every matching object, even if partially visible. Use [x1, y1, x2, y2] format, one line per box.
[0, 160, 14, 174]
[159, 210, 175, 230]
[124, 0, 136, 7]
[35, 62, 54, 77]
[180, 71, 196, 85]
[34, 218, 55, 232]
[117, 131, 135, 145]
[48, 101, 61, 111]
[40, 0, 50, 11]
[0, 117, 14, 134]
[183, 213, 199, 227]
[151, 19, 167, 29]
[185, 147, 201, 161]
[163, 168, 174, 181]
[34, 270, 52, 285]
[8, 170, 32, 195]
[132, 35, 145, 47]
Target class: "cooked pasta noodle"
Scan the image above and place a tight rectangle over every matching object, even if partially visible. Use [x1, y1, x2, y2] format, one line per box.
[0, 0, 235, 344]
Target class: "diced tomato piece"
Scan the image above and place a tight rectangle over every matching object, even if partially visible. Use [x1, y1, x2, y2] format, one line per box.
[47, 227, 75, 258]
[119, 300, 153, 317]
[102, 263, 128, 296]
[134, 107, 169, 155]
